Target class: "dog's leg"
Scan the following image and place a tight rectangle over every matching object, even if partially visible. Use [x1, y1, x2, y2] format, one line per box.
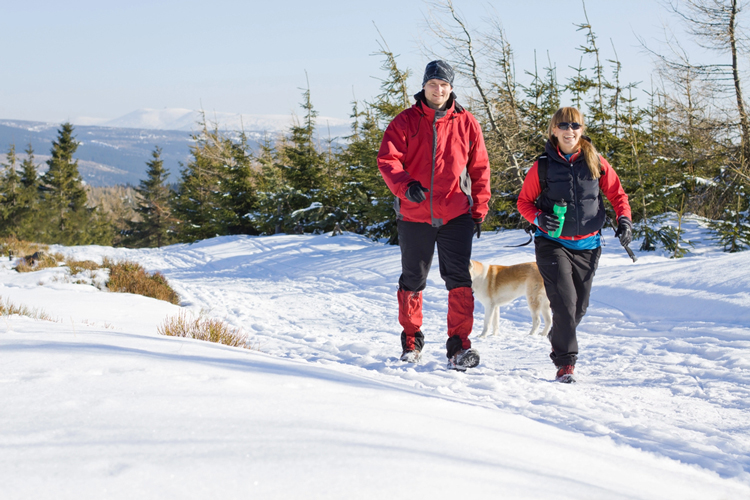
[476, 300, 490, 338]
[489, 302, 501, 336]
[527, 293, 541, 336]
[540, 297, 552, 337]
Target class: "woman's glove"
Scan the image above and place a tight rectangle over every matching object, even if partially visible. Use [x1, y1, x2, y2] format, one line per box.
[615, 216, 633, 247]
[537, 212, 560, 233]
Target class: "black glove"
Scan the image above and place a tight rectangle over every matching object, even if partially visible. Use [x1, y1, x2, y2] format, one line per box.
[537, 212, 560, 234]
[473, 218, 482, 238]
[404, 181, 429, 203]
[615, 216, 633, 247]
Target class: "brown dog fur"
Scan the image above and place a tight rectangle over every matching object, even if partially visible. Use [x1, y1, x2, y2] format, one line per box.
[469, 259, 552, 337]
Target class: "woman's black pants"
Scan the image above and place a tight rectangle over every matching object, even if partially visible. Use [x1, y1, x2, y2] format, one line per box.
[535, 236, 601, 367]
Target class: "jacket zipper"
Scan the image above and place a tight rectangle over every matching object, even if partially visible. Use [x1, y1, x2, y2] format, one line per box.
[571, 160, 581, 234]
[431, 113, 438, 226]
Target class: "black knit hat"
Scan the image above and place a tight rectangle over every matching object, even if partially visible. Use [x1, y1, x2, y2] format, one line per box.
[422, 60, 454, 87]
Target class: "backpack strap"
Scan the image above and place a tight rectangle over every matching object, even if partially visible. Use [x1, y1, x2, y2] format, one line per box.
[536, 154, 548, 194]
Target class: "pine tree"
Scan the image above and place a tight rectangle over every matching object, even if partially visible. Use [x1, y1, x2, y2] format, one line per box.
[130, 147, 175, 247]
[223, 132, 259, 236]
[274, 81, 332, 233]
[281, 81, 326, 194]
[0, 144, 22, 237]
[38, 123, 108, 244]
[15, 144, 41, 241]
[172, 118, 253, 242]
[247, 133, 288, 235]
[337, 101, 399, 241]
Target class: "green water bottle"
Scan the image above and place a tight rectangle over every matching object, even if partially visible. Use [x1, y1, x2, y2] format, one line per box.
[550, 200, 567, 238]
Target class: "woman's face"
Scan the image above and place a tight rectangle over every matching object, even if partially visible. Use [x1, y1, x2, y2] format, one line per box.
[551, 120, 583, 155]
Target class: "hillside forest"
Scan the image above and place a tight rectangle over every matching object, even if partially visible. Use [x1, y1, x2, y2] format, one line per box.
[1, 0, 749, 254]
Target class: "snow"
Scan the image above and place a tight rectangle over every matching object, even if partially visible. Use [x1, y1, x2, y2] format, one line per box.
[2, 216, 750, 499]
[99, 108, 351, 135]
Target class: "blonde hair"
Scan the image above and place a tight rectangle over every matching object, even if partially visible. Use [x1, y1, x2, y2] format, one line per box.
[547, 107, 601, 179]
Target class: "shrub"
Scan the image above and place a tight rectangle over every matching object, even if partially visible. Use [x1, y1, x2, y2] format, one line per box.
[66, 259, 101, 275]
[15, 252, 65, 273]
[157, 310, 252, 348]
[103, 258, 179, 304]
[0, 237, 47, 260]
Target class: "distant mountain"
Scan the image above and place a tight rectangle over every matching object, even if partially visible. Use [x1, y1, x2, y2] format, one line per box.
[0, 111, 353, 187]
[0, 119, 195, 187]
[99, 108, 352, 137]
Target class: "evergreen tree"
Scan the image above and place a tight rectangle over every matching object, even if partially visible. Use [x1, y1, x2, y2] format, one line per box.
[223, 132, 259, 235]
[336, 102, 394, 239]
[38, 123, 109, 244]
[281, 82, 327, 194]
[129, 147, 175, 247]
[172, 118, 256, 242]
[274, 82, 333, 234]
[16, 144, 41, 240]
[0, 144, 22, 236]
[247, 133, 288, 235]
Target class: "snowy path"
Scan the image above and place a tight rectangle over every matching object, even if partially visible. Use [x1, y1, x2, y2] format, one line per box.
[48, 222, 750, 486]
[5, 319, 747, 499]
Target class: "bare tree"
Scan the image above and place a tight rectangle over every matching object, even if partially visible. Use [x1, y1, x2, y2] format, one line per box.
[666, 0, 750, 165]
[420, 0, 533, 188]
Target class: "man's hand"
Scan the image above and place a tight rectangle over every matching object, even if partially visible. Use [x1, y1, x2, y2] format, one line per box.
[473, 218, 482, 238]
[405, 181, 429, 203]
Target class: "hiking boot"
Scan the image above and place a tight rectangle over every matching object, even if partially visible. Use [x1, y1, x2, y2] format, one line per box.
[447, 348, 480, 371]
[555, 365, 576, 383]
[400, 350, 422, 363]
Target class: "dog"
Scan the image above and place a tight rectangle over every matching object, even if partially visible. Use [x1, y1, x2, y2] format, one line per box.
[469, 259, 552, 337]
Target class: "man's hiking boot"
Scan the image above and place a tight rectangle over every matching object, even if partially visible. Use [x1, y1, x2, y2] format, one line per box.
[447, 348, 480, 371]
[555, 364, 576, 383]
[400, 350, 422, 363]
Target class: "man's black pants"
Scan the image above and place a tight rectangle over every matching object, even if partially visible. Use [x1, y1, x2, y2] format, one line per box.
[535, 236, 601, 367]
[397, 213, 474, 292]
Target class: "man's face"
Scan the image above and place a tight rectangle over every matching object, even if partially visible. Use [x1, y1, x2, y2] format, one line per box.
[423, 79, 452, 109]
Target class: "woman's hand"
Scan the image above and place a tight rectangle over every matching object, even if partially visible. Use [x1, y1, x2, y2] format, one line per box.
[537, 212, 560, 233]
[615, 216, 633, 247]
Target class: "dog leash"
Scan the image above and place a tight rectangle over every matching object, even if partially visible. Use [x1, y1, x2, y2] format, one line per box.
[504, 226, 535, 247]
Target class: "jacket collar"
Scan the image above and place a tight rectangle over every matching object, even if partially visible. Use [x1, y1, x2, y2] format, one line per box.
[413, 90, 464, 118]
[545, 136, 592, 163]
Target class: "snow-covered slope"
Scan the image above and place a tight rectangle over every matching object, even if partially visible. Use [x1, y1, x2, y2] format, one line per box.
[101, 108, 351, 135]
[2, 217, 749, 499]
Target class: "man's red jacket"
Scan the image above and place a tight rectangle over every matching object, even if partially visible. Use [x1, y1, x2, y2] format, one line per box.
[377, 96, 491, 226]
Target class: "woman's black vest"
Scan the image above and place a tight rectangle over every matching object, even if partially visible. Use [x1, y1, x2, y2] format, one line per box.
[535, 141, 606, 237]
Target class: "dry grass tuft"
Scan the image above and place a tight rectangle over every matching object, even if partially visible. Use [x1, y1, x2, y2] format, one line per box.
[158, 311, 252, 348]
[103, 258, 179, 305]
[66, 259, 101, 275]
[0, 296, 56, 321]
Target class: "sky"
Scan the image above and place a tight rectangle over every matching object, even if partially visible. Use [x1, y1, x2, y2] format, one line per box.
[2, 218, 750, 497]
[0, 0, 710, 125]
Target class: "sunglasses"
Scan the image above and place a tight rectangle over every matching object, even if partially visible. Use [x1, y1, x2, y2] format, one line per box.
[557, 122, 582, 130]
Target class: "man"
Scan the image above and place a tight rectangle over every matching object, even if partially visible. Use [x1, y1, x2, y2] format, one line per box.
[377, 60, 491, 370]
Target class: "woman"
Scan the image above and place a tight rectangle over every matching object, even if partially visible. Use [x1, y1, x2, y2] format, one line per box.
[517, 107, 632, 383]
